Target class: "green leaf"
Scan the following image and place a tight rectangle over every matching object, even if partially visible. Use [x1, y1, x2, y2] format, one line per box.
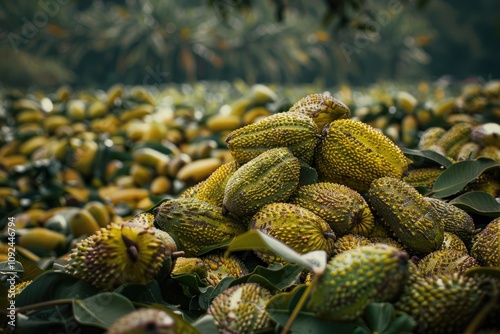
[225, 230, 327, 274]
[449, 191, 500, 217]
[299, 161, 318, 186]
[229, 264, 302, 292]
[192, 314, 219, 334]
[362, 303, 416, 334]
[11, 251, 46, 281]
[431, 158, 500, 198]
[402, 148, 453, 168]
[196, 239, 233, 256]
[114, 280, 176, 307]
[170, 273, 210, 295]
[0, 260, 23, 273]
[73, 292, 135, 329]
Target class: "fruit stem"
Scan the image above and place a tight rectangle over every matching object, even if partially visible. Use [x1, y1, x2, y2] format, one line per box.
[8, 298, 74, 314]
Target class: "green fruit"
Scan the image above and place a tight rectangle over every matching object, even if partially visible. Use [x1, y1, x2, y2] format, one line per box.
[418, 127, 446, 150]
[402, 168, 443, 190]
[196, 161, 239, 207]
[288, 93, 350, 131]
[316, 119, 409, 192]
[369, 237, 405, 251]
[471, 217, 500, 266]
[333, 234, 371, 255]
[417, 249, 479, 276]
[440, 232, 468, 254]
[250, 203, 336, 264]
[154, 198, 246, 257]
[171, 257, 208, 278]
[394, 273, 484, 333]
[107, 308, 177, 334]
[307, 244, 409, 321]
[368, 177, 444, 254]
[201, 251, 248, 287]
[207, 283, 273, 334]
[223, 147, 300, 217]
[435, 123, 473, 159]
[225, 112, 318, 164]
[291, 182, 374, 236]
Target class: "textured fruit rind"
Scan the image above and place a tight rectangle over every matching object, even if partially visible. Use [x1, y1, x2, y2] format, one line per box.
[368, 177, 444, 254]
[196, 160, 239, 207]
[435, 123, 473, 158]
[225, 112, 318, 164]
[307, 244, 409, 321]
[202, 252, 248, 287]
[418, 127, 446, 150]
[402, 168, 443, 190]
[223, 147, 300, 217]
[471, 217, 500, 266]
[417, 249, 478, 276]
[316, 119, 408, 192]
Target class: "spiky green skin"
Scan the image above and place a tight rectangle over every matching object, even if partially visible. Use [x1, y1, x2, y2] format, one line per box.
[440, 232, 468, 254]
[424, 197, 477, 245]
[333, 234, 371, 255]
[171, 257, 208, 278]
[471, 217, 500, 266]
[202, 252, 248, 287]
[394, 273, 484, 334]
[65, 223, 167, 290]
[368, 177, 444, 254]
[417, 249, 479, 276]
[307, 244, 409, 321]
[478, 145, 500, 161]
[435, 123, 473, 158]
[288, 93, 350, 131]
[108, 308, 176, 334]
[370, 237, 405, 251]
[178, 182, 203, 199]
[223, 147, 300, 217]
[402, 168, 443, 190]
[418, 127, 446, 150]
[316, 119, 409, 192]
[207, 283, 273, 334]
[154, 198, 246, 257]
[291, 182, 374, 237]
[225, 112, 318, 164]
[250, 203, 336, 264]
[196, 161, 239, 207]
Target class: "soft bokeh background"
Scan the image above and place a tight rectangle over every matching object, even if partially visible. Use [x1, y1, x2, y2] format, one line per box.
[0, 0, 499, 89]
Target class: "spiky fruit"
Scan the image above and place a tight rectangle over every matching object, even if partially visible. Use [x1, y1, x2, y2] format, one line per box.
[196, 161, 239, 207]
[154, 198, 246, 257]
[307, 244, 409, 321]
[178, 182, 204, 199]
[471, 217, 500, 266]
[107, 308, 176, 334]
[370, 237, 405, 251]
[225, 112, 318, 164]
[333, 234, 371, 255]
[65, 222, 168, 290]
[222, 147, 300, 217]
[128, 212, 155, 228]
[207, 283, 273, 334]
[368, 177, 444, 254]
[456, 141, 481, 160]
[435, 123, 473, 159]
[287, 93, 350, 130]
[417, 249, 479, 276]
[402, 168, 443, 190]
[424, 197, 478, 244]
[471, 122, 500, 148]
[250, 203, 336, 264]
[171, 257, 208, 278]
[418, 127, 446, 150]
[202, 252, 248, 286]
[316, 119, 409, 192]
[478, 145, 500, 161]
[440, 232, 468, 254]
[290, 182, 374, 236]
[394, 273, 484, 333]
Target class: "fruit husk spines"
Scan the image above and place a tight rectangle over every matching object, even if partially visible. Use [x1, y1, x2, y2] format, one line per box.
[368, 177, 444, 254]
[290, 182, 374, 237]
[225, 112, 318, 164]
[417, 249, 479, 276]
[316, 119, 409, 192]
[471, 217, 500, 266]
[222, 147, 300, 217]
[307, 244, 409, 321]
[154, 198, 246, 257]
[201, 251, 249, 286]
[250, 202, 336, 264]
[196, 160, 239, 207]
[65, 222, 167, 290]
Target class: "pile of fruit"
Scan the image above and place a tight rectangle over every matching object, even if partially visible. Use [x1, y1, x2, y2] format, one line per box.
[0, 81, 499, 333]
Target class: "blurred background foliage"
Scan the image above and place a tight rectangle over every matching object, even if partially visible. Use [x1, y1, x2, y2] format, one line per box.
[0, 0, 498, 89]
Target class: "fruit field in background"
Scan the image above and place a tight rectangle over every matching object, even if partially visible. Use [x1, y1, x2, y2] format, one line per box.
[0, 80, 499, 333]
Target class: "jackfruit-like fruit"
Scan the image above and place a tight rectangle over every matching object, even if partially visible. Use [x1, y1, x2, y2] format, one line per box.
[196, 161, 239, 207]
[394, 273, 484, 333]
[290, 182, 374, 236]
[417, 249, 479, 276]
[478, 145, 500, 161]
[471, 122, 500, 148]
[333, 234, 371, 255]
[471, 217, 500, 266]
[435, 123, 473, 159]
[440, 232, 468, 254]
[178, 182, 204, 199]
[225, 112, 318, 164]
[402, 168, 443, 190]
[154, 198, 246, 257]
[307, 244, 409, 321]
[171, 257, 208, 278]
[65, 222, 168, 290]
[207, 283, 273, 334]
[107, 308, 177, 334]
[316, 119, 409, 192]
[370, 237, 405, 251]
[368, 177, 444, 254]
[223, 147, 300, 217]
[250, 203, 336, 264]
[287, 93, 350, 130]
[424, 197, 478, 244]
[202, 251, 248, 286]
[456, 141, 480, 160]
[417, 127, 446, 150]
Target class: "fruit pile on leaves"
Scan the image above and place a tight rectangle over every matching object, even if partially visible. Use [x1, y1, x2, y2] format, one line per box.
[1, 81, 499, 334]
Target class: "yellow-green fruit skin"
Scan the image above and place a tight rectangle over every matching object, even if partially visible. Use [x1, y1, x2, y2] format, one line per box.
[196, 160, 239, 207]
[394, 273, 483, 334]
[418, 127, 446, 150]
[223, 147, 300, 217]
[471, 217, 500, 266]
[154, 198, 246, 257]
[402, 168, 443, 190]
[368, 177, 444, 254]
[435, 123, 473, 159]
[225, 112, 318, 164]
[290, 182, 374, 236]
[307, 244, 409, 321]
[316, 119, 409, 192]
[250, 203, 336, 264]
[440, 232, 468, 254]
[417, 249, 478, 276]
[201, 252, 248, 287]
